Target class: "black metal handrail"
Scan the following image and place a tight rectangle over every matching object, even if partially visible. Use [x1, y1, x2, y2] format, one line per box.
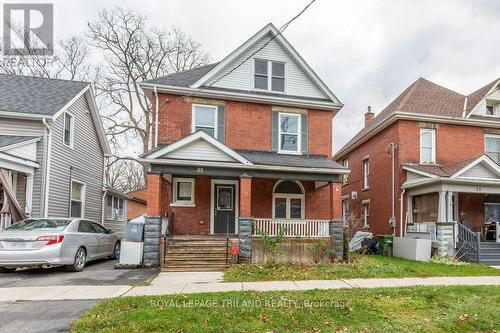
[456, 222, 480, 262]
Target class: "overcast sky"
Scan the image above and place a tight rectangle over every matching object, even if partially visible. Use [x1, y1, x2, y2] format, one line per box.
[6, 0, 500, 152]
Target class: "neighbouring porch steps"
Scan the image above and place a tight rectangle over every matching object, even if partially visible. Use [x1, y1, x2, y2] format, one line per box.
[162, 236, 230, 272]
[479, 242, 500, 266]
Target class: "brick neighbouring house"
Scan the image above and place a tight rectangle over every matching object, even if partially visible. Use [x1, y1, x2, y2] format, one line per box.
[126, 188, 147, 221]
[334, 77, 500, 263]
[138, 24, 348, 269]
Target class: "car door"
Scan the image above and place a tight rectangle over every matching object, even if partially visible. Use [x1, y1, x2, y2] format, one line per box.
[90, 222, 114, 256]
[77, 220, 99, 260]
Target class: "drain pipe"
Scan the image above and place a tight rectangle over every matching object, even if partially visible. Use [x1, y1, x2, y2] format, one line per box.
[42, 118, 52, 218]
[399, 188, 406, 237]
[154, 86, 159, 149]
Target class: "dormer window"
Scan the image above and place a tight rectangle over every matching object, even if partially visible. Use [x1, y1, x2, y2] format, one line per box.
[254, 59, 285, 92]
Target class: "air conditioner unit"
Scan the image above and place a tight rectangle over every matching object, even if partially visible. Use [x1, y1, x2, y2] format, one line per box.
[351, 191, 358, 200]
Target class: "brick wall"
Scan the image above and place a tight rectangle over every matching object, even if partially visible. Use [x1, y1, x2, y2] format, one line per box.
[339, 119, 493, 237]
[153, 92, 334, 156]
[127, 199, 147, 220]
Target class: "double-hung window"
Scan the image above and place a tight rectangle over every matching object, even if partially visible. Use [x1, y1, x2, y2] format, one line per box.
[63, 112, 74, 148]
[278, 113, 301, 153]
[363, 159, 369, 189]
[106, 195, 124, 221]
[254, 59, 285, 92]
[70, 181, 85, 218]
[363, 203, 370, 227]
[342, 159, 349, 184]
[172, 178, 195, 206]
[420, 128, 436, 163]
[485, 134, 500, 165]
[192, 104, 217, 138]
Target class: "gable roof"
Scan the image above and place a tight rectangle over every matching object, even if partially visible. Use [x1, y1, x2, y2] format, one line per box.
[0, 74, 89, 117]
[402, 155, 500, 179]
[464, 78, 500, 116]
[140, 23, 342, 110]
[142, 63, 219, 87]
[335, 77, 500, 159]
[0, 135, 39, 150]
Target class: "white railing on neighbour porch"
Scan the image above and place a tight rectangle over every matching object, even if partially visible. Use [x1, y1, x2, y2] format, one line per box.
[0, 212, 12, 231]
[252, 218, 330, 238]
[407, 222, 437, 241]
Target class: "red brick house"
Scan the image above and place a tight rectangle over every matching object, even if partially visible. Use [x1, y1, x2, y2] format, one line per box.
[139, 24, 347, 268]
[126, 188, 147, 221]
[334, 77, 500, 263]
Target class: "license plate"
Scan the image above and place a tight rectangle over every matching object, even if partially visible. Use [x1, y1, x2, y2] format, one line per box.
[7, 242, 28, 249]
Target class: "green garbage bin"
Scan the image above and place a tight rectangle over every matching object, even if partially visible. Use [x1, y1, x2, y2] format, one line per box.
[377, 235, 393, 256]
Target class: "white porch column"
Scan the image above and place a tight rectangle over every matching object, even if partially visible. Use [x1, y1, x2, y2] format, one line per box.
[25, 174, 34, 217]
[446, 191, 454, 222]
[437, 191, 447, 223]
[406, 195, 413, 225]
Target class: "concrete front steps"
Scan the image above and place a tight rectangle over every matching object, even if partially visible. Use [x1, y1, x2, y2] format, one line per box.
[162, 236, 230, 272]
[479, 242, 500, 266]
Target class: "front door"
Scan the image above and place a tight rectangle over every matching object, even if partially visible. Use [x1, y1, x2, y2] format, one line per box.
[214, 184, 236, 234]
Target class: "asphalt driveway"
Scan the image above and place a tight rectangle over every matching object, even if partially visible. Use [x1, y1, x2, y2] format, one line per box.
[0, 259, 159, 287]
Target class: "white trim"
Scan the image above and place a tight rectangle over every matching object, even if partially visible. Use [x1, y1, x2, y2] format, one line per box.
[363, 202, 370, 227]
[25, 174, 34, 216]
[450, 155, 500, 179]
[210, 179, 239, 234]
[84, 90, 112, 156]
[191, 104, 218, 138]
[190, 23, 341, 105]
[0, 137, 41, 153]
[278, 112, 301, 154]
[70, 179, 86, 218]
[140, 157, 348, 175]
[465, 78, 500, 118]
[363, 159, 370, 189]
[62, 111, 75, 149]
[334, 111, 500, 160]
[402, 166, 439, 178]
[272, 180, 305, 219]
[145, 131, 252, 165]
[42, 119, 52, 218]
[52, 85, 90, 120]
[172, 177, 195, 206]
[485, 134, 500, 164]
[140, 82, 341, 110]
[419, 128, 436, 163]
[0, 152, 39, 171]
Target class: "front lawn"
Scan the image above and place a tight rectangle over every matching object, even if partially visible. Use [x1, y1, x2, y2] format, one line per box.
[224, 254, 500, 282]
[72, 286, 500, 332]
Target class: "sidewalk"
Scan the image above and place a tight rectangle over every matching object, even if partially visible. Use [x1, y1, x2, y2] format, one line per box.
[1, 272, 500, 301]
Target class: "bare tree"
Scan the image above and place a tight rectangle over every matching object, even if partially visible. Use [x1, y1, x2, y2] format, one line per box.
[87, 7, 210, 154]
[106, 158, 145, 193]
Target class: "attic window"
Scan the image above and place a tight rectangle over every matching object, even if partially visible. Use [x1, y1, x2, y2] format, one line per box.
[486, 106, 494, 116]
[254, 59, 285, 92]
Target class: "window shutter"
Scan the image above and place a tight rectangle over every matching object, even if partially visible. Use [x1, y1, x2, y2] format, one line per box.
[271, 111, 279, 151]
[301, 113, 308, 154]
[217, 105, 225, 143]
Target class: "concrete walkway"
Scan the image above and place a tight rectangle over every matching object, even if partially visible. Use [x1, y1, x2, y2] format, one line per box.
[1, 272, 500, 301]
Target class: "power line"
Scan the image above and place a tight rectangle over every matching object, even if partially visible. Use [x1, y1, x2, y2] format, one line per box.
[176, 0, 317, 101]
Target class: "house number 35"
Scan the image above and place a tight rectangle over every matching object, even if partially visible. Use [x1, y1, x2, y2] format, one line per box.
[197, 167, 205, 173]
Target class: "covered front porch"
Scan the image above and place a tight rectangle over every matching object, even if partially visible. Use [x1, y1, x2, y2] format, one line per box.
[403, 155, 500, 262]
[0, 136, 40, 230]
[140, 131, 347, 266]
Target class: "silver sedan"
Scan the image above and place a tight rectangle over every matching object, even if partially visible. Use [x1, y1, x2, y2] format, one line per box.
[0, 218, 120, 272]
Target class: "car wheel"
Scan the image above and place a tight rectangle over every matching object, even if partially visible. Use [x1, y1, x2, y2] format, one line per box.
[111, 241, 121, 260]
[67, 247, 87, 272]
[0, 267, 16, 273]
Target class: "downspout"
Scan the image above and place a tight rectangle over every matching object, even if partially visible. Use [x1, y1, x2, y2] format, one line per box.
[101, 156, 108, 224]
[154, 86, 159, 149]
[42, 118, 52, 218]
[399, 188, 406, 237]
[389, 143, 397, 235]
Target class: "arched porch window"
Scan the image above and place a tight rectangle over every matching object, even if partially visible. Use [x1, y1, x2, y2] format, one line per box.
[272, 180, 305, 219]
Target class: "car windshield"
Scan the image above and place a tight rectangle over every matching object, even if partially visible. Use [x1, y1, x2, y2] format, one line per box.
[5, 219, 72, 231]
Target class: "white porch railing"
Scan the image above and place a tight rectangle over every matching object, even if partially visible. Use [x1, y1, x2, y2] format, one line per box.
[252, 218, 330, 238]
[0, 212, 12, 231]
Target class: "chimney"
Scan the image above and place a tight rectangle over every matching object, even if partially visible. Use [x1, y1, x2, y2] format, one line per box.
[365, 106, 374, 126]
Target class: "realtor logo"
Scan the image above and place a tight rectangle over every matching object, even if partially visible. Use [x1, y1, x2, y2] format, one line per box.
[3, 3, 53, 56]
